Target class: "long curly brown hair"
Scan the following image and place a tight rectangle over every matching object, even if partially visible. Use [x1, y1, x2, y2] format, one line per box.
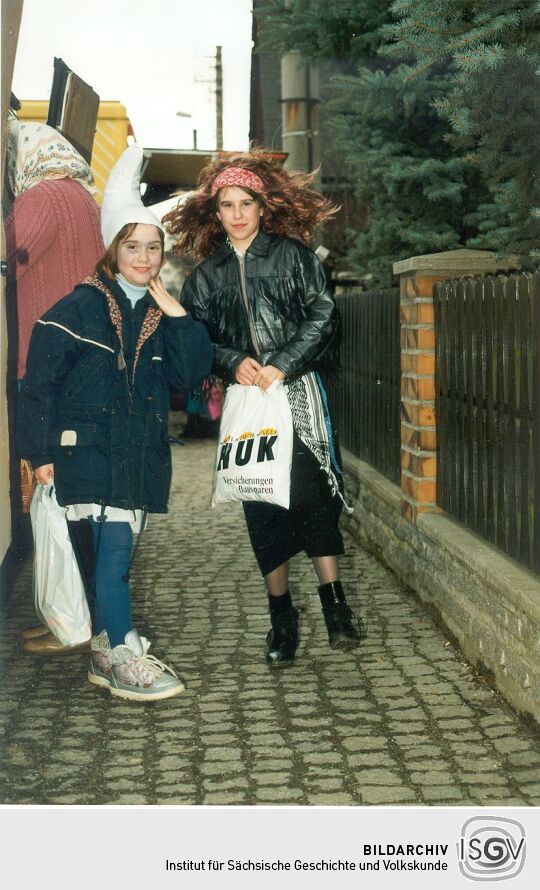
[163, 149, 339, 260]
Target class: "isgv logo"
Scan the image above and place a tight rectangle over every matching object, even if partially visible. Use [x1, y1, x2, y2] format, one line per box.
[457, 816, 526, 881]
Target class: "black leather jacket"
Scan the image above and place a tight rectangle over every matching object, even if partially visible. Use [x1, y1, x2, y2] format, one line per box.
[181, 232, 338, 382]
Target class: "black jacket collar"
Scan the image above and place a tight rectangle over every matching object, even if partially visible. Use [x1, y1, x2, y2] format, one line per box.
[213, 230, 272, 266]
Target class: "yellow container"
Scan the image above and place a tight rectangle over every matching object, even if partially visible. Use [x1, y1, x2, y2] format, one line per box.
[18, 100, 131, 204]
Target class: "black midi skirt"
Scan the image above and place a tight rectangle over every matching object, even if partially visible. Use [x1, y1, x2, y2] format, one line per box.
[242, 429, 344, 577]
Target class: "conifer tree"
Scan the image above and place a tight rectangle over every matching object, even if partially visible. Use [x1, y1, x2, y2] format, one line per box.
[260, 1, 484, 282]
[326, 65, 483, 283]
[381, 0, 540, 254]
[260, 0, 388, 60]
[258, 0, 538, 281]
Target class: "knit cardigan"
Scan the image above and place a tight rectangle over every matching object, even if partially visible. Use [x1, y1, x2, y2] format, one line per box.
[5, 178, 104, 378]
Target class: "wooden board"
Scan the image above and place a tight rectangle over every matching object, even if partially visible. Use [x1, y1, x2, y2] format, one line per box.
[58, 72, 100, 163]
[47, 59, 100, 164]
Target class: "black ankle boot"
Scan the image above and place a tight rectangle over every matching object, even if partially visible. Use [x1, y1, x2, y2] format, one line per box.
[266, 592, 299, 667]
[318, 581, 366, 650]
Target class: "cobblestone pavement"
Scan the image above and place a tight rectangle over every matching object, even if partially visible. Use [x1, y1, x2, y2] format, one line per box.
[1, 437, 539, 806]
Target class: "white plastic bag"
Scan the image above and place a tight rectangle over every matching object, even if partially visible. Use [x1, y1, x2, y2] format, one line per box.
[30, 483, 91, 645]
[212, 381, 293, 509]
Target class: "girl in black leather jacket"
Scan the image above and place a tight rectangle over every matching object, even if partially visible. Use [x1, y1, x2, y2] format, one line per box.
[166, 150, 366, 666]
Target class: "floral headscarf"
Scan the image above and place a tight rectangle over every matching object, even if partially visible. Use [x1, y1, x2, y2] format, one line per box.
[7, 120, 96, 197]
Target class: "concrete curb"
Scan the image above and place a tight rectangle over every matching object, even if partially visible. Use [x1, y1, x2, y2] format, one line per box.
[342, 450, 540, 725]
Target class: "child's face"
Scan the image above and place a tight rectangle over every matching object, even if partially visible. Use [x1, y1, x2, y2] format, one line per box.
[117, 224, 163, 286]
[216, 186, 262, 249]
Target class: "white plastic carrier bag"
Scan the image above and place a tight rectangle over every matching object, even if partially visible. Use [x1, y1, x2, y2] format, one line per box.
[30, 482, 91, 646]
[212, 381, 293, 509]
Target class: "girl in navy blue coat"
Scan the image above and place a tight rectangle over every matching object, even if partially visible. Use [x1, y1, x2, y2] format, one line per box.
[18, 146, 213, 701]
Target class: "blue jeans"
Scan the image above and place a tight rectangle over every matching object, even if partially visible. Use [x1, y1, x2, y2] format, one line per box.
[89, 519, 133, 648]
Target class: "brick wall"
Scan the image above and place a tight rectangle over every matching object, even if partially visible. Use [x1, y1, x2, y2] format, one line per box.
[342, 451, 540, 725]
[399, 272, 442, 523]
[338, 249, 540, 724]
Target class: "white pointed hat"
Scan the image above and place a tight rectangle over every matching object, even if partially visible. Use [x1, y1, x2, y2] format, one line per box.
[100, 144, 164, 248]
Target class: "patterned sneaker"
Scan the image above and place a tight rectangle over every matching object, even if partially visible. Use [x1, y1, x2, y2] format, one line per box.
[108, 629, 185, 702]
[87, 630, 112, 689]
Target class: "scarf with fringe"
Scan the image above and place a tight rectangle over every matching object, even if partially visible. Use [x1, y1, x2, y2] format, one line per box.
[286, 371, 353, 514]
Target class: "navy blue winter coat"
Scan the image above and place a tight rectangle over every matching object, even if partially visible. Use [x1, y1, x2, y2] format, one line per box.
[18, 273, 213, 513]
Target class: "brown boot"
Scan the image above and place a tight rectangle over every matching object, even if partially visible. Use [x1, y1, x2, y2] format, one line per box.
[21, 625, 49, 641]
[23, 631, 90, 655]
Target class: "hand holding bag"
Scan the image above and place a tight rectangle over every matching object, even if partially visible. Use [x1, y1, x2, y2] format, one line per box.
[30, 483, 91, 645]
[212, 381, 293, 509]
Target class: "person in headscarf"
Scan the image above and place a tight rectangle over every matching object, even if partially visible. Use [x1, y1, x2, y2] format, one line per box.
[165, 149, 367, 668]
[5, 122, 105, 655]
[17, 145, 213, 701]
[5, 120, 104, 380]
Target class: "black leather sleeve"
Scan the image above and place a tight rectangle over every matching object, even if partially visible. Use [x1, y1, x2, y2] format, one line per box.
[181, 267, 249, 383]
[266, 245, 338, 379]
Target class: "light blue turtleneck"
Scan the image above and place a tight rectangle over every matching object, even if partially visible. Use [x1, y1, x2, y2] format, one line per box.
[115, 274, 148, 307]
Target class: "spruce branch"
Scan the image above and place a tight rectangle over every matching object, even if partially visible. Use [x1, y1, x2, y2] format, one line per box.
[411, 19, 444, 36]
[405, 60, 436, 80]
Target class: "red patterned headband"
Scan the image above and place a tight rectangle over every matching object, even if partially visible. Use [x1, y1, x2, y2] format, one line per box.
[210, 167, 265, 197]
